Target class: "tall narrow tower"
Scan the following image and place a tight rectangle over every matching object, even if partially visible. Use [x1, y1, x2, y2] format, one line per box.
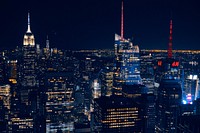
[22, 12, 36, 87]
[168, 20, 173, 58]
[113, 0, 142, 93]
[45, 35, 50, 58]
[46, 36, 50, 50]
[121, 0, 124, 40]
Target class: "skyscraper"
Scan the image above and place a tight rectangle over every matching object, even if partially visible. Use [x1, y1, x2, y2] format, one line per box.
[99, 67, 113, 97]
[21, 13, 37, 104]
[45, 72, 75, 132]
[113, 0, 142, 93]
[114, 35, 141, 85]
[93, 95, 144, 133]
[156, 79, 182, 132]
[22, 13, 36, 87]
[155, 19, 183, 132]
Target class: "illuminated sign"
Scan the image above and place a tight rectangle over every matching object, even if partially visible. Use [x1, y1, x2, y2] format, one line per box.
[158, 60, 179, 67]
[172, 61, 179, 67]
[158, 61, 162, 66]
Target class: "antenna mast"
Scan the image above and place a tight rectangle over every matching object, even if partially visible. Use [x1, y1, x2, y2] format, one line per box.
[168, 20, 173, 58]
[121, 0, 124, 40]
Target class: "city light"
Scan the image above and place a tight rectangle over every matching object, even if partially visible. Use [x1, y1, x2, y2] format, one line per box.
[0, 0, 200, 132]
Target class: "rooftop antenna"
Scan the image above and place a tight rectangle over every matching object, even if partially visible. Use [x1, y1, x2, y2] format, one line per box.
[121, 0, 124, 40]
[27, 12, 31, 33]
[168, 19, 173, 58]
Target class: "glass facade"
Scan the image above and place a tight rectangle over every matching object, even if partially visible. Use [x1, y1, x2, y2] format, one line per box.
[114, 34, 142, 89]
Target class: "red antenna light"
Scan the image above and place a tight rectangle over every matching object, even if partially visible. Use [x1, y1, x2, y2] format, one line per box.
[121, 0, 124, 40]
[168, 20, 173, 58]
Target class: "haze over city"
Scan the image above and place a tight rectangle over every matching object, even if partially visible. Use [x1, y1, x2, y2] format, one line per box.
[0, 0, 200, 50]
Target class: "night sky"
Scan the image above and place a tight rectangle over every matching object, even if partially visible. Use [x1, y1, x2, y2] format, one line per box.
[0, 0, 200, 50]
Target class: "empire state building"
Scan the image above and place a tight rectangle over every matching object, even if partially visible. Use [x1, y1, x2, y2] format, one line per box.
[22, 13, 36, 87]
[23, 13, 35, 46]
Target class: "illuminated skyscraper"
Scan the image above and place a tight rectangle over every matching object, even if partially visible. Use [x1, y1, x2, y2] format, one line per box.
[0, 85, 11, 131]
[140, 53, 155, 93]
[21, 13, 37, 104]
[99, 67, 113, 97]
[44, 36, 50, 59]
[45, 72, 75, 132]
[184, 75, 199, 104]
[114, 35, 142, 86]
[155, 20, 183, 132]
[93, 95, 144, 132]
[90, 79, 101, 114]
[22, 13, 36, 87]
[113, 0, 142, 92]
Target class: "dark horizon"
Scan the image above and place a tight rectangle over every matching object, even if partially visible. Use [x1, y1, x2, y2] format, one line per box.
[0, 0, 200, 50]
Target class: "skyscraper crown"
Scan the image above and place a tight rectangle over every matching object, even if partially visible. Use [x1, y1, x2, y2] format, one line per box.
[23, 12, 35, 46]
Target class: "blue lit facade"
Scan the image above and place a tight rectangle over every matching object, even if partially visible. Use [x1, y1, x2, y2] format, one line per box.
[114, 34, 142, 89]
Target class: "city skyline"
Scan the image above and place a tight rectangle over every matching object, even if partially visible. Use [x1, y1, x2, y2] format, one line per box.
[1, 0, 200, 130]
[0, 0, 200, 50]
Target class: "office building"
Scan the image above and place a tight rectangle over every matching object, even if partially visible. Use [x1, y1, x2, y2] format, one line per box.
[113, 1, 142, 94]
[156, 79, 182, 132]
[93, 95, 144, 132]
[99, 67, 113, 97]
[45, 72, 75, 132]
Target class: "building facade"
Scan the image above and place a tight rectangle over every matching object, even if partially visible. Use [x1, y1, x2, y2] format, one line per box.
[156, 79, 182, 132]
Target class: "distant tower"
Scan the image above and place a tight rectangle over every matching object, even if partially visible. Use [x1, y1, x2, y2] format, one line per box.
[22, 12, 36, 86]
[45, 36, 50, 58]
[21, 13, 37, 104]
[36, 44, 40, 55]
[46, 36, 49, 50]
[168, 20, 173, 58]
[46, 35, 49, 50]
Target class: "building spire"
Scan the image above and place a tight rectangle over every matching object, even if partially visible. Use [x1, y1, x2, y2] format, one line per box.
[46, 35, 49, 50]
[27, 12, 31, 33]
[168, 19, 173, 58]
[121, 0, 124, 40]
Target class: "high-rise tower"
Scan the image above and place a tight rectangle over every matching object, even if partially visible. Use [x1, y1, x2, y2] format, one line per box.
[46, 36, 50, 51]
[113, 0, 142, 93]
[21, 13, 37, 104]
[156, 79, 182, 132]
[22, 13, 36, 87]
[45, 36, 50, 58]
